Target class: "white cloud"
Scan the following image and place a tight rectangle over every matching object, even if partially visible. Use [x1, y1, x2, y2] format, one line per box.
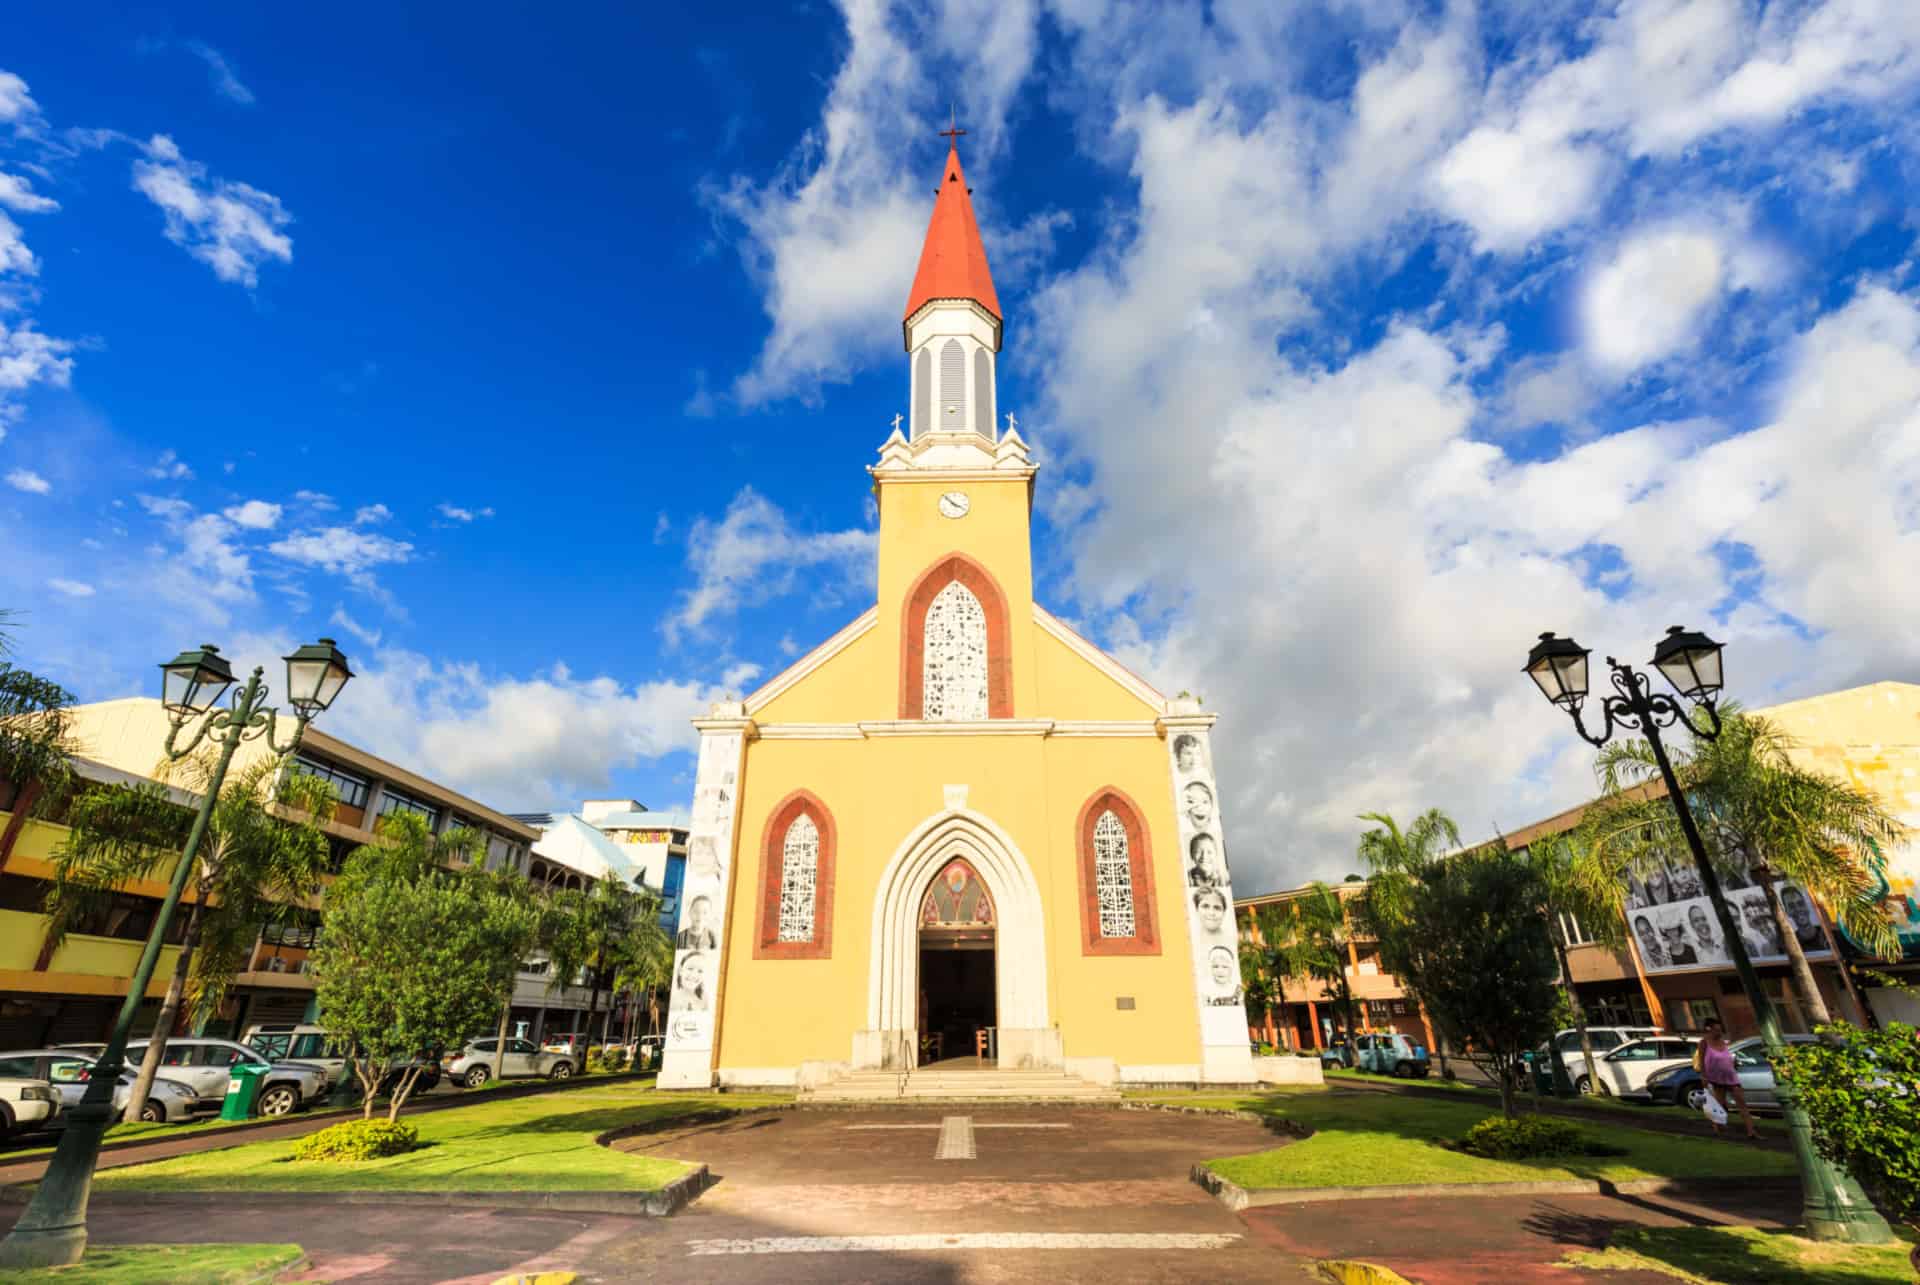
[6, 467, 50, 493]
[147, 449, 194, 480]
[328, 606, 382, 647]
[667, 487, 875, 642]
[0, 320, 75, 406]
[47, 577, 93, 597]
[267, 526, 414, 575]
[131, 134, 292, 287]
[185, 40, 256, 106]
[352, 503, 391, 525]
[0, 171, 56, 214]
[436, 502, 494, 522]
[292, 490, 337, 510]
[0, 71, 41, 131]
[222, 499, 282, 529]
[1580, 228, 1727, 372]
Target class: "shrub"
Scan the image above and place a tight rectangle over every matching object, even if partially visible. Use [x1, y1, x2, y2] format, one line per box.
[291, 1119, 419, 1162]
[587, 1046, 628, 1073]
[1460, 1114, 1585, 1160]
[1776, 1021, 1920, 1230]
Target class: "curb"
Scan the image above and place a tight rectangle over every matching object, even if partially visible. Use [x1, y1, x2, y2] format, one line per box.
[1316, 1259, 1413, 1284]
[1192, 1168, 1801, 1210]
[9, 1172, 712, 1217]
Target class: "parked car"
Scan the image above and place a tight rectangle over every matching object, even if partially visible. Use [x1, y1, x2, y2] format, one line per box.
[445, 1037, 577, 1089]
[541, 1033, 591, 1063]
[1352, 1033, 1430, 1078]
[1641, 1034, 1819, 1112]
[124, 1037, 327, 1117]
[1592, 1036, 1698, 1098]
[1538, 1027, 1662, 1094]
[0, 1049, 201, 1123]
[243, 1023, 442, 1096]
[0, 1076, 61, 1143]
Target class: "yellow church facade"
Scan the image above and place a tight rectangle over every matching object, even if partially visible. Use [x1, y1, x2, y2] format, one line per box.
[657, 144, 1254, 1091]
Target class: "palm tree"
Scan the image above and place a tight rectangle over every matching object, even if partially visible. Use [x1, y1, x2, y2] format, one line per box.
[1257, 882, 1362, 1066]
[1237, 939, 1281, 1049]
[1354, 809, 1460, 1075]
[0, 660, 75, 866]
[42, 757, 335, 1120]
[611, 920, 673, 1048]
[1592, 706, 1901, 1028]
[335, 807, 484, 896]
[1524, 828, 1629, 1095]
[545, 877, 659, 1050]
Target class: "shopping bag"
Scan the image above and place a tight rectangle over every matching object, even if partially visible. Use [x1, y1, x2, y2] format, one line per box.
[1701, 1090, 1729, 1126]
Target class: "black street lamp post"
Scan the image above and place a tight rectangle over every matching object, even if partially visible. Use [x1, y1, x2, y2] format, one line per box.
[1524, 626, 1891, 1244]
[0, 640, 352, 1269]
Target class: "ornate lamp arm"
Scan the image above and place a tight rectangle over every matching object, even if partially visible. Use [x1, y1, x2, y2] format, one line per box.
[260, 708, 312, 756]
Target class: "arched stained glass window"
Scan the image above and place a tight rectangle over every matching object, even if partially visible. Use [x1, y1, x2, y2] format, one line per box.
[777, 814, 820, 942]
[922, 580, 988, 720]
[1093, 810, 1135, 938]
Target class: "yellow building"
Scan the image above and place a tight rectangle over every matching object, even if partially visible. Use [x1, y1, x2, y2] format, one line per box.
[657, 143, 1254, 1091]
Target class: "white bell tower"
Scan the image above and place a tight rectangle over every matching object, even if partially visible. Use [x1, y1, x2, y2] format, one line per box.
[902, 136, 1002, 444]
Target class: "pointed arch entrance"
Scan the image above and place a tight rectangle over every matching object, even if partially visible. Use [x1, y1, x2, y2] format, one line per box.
[917, 857, 996, 1064]
[859, 809, 1057, 1071]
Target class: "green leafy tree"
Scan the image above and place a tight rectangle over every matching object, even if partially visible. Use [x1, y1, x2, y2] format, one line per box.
[1776, 1018, 1920, 1258]
[1254, 882, 1361, 1065]
[1592, 707, 1902, 1027]
[313, 874, 535, 1119]
[42, 757, 334, 1121]
[0, 661, 75, 851]
[1237, 938, 1281, 1050]
[1524, 828, 1630, 1095]
[333, 807, 483, 898]
[545, 877, 666, 1048]
[1353, 809, 1461, 1074]
[1368, 843, 1563, 1116]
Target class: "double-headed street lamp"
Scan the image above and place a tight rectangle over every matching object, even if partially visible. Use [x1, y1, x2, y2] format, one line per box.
[1524, 626, 1891, 1245]
[0, 640, 353, 1270]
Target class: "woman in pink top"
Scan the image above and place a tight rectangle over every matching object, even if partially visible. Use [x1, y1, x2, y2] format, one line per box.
[1699, 1019, 1756, 1139]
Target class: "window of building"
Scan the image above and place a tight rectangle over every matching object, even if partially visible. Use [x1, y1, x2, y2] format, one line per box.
[1678, 998, 1721, 1030]
[777, 814, 819, 942]
[921, 580, 989, 720]
[1076, 789, 1159, 956]
[939, 338, 966, 423]
[293, 756, 369, 810]
[1557, 911, 1593, 947]
[1092, 811, 1135, 938]
[376, 787, 439, 829]
[755, 791, 836, 960]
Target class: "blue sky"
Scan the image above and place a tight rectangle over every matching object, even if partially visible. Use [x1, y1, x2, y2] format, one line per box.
[4, 2, 1919, 891]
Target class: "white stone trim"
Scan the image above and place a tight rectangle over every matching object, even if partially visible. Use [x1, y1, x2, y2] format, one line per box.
[755, 724, 865, 740]
[1032, 607, 1168, 710]
[742, 608, 878, 716]
[863, 808, 1052, 1067]
[858, 719, 1055, 737]
[716, 1066, 800, 1088]
[1118, 1064, 1204, 1083]
[1051, 721, 1160, 737]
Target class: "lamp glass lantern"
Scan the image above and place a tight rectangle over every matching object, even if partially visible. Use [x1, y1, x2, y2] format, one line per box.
[159, 644, 236, 714]
[1650, 625, 1724, 703]
[1524, 632, 1591, 710]
[283, 638, 353, 716]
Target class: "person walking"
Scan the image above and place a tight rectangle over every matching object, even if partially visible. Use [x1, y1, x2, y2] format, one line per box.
[1697, 1019, 1756, 1139]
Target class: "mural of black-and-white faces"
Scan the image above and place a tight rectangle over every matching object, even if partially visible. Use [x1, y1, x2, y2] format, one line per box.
[1206, 945, 1242, 1005]
[1187, 832, 1227, 889]
[1191, 885, 1231, 941]
[672, 948, 712, 1013]
[1172, 733, 1208, 778]
[688, 834, 724, 883]
[676, 894, 719, 950]
[1181, 779, 1215, 831]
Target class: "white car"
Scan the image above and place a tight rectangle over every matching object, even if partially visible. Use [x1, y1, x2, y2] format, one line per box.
[1595, 1035, 1698, 1098]
[125, 1037, 327, 1117]
[0, 1075, 62, 1143]
[0, 1049, 202, 1123]
[444, 1038, 577, 1089]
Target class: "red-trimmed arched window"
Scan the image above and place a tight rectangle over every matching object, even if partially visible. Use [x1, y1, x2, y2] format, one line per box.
[900, 552, 1012, 720]
[755, 790, 836, 960]
[1075, 788, 1159, 956]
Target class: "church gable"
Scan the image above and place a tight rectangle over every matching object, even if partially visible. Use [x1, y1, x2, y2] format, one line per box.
[744, 608, 880, 724]
[1032, 606, 1166, 722]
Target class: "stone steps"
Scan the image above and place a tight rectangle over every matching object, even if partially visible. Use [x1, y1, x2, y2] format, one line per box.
[801, 1067, 1119, 1103]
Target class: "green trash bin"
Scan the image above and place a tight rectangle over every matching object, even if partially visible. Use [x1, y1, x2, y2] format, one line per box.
[220, 1061, 270, 1120]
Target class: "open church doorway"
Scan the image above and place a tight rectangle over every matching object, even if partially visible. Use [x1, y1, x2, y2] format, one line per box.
[916, 857, 996, 1066]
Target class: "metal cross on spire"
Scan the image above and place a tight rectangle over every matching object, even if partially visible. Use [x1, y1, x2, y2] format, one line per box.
[939, 103, 966, 145]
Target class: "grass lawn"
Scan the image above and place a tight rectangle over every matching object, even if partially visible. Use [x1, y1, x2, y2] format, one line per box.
[84, 1082, 790, 1194]
[1321, 1067, 1789, 1135]
[1136, 1088, 1796, 1190]
[0, 1242, 304, 1283]
[1, 1071, 656, 1163]
[1565, 1225, 1917, 1283]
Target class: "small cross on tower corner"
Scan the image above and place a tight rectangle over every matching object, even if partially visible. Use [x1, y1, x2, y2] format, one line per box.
[1004, 411, 1018, 435]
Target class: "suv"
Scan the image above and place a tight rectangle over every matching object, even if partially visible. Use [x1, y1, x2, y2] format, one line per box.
[0, 1075, 60, 1142]
[0, 1049, 201, 1124]
[1352, 1032, 1430, 1078]
[125, 1037, 328, 1117]
[1541, 1027, 1661, 1094]
[243, 1023, 442, 1097]
[445, 1037, 577, 1089]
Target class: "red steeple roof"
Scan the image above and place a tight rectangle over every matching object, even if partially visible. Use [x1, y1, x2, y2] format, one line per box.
[903, 143, 1001, 329]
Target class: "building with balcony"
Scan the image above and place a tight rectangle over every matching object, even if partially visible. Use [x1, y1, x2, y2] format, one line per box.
[0, 697, 539, 1043]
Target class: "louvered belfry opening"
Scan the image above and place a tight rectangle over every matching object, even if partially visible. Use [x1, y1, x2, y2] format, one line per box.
[939, 338, 966, 427]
